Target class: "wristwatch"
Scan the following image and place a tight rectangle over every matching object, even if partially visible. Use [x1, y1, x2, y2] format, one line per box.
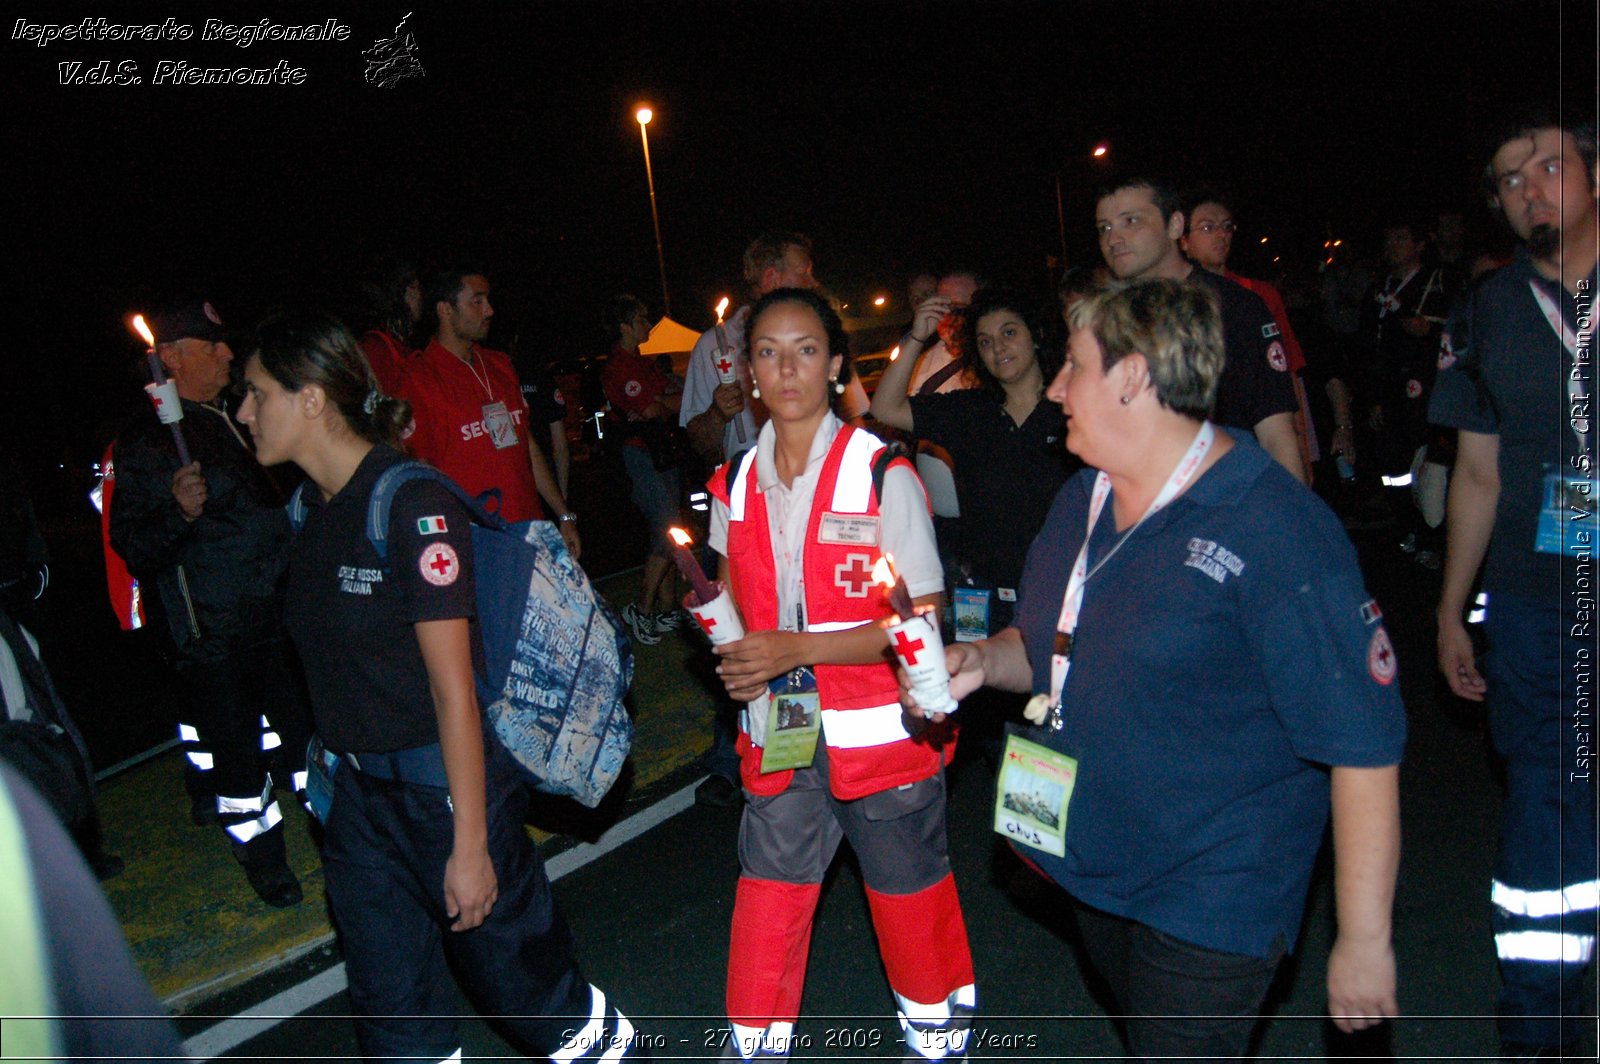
[558, 512, 578, 524]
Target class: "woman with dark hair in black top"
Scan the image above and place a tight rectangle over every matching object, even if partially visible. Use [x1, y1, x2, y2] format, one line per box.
[870, 287, 1077, 631]
[237, 312, 648, 1063]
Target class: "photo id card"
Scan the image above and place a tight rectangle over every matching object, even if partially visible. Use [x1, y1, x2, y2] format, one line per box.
[1534, 471, 1596, 556]
[952, 586, 991, 642]
[993, 732, 1077, 857]
[481, 402, 520, 450]
[760, 666, 822, 773]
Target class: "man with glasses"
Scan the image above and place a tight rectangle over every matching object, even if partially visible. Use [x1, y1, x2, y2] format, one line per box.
[1183, 191, 1322, 475]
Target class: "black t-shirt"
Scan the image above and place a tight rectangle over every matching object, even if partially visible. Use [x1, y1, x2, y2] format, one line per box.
[1429, 249, 1595, 598]
[909, 388, 1076, 589]
[284, 445, 478, 753]
[1191, 269, 1300, 431]
[518, 364, 567, 429]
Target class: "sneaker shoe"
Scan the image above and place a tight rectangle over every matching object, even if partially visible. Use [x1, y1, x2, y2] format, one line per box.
[621, 602, 661, 645]
[243, 862, 303, 908]
[654, 608, 691, 631]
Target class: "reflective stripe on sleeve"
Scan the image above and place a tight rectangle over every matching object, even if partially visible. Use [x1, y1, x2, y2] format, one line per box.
[223, 799, 283, 844]
[186, 751, 215, 771]
[178, 723, 200, 743]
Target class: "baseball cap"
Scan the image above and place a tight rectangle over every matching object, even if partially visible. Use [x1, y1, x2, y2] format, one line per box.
[148, 298, 229, 344]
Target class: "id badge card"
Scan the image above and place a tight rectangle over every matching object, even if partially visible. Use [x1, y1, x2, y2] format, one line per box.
[304, 734, 341, 826]
[993, 731, 1077, 857]
[1534, 471, 1597, 556]
[760, 666, 822, 773]
[952, 586, 991, 642]
[481, 401, 520, 450]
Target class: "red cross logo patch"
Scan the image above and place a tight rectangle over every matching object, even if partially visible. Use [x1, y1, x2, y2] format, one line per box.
[692, 610, 718, 636]
[834, 553, 875, 598]
[1368, 626, 1397, 685]
[1266, 341, 1288, 372]
[624, 379, 642, 398]
[1405, 379, 1423, 399]
[715, 353, 735, 377]
[419, 543, 460, 587]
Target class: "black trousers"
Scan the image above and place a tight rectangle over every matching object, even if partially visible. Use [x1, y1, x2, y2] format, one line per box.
[1073, 902, 1281, 1062]
[174, 638, 311, 866]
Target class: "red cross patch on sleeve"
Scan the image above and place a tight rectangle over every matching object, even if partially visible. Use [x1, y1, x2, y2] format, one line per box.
[419, 543, 460, 586]
[1368, 626, 1397, 685]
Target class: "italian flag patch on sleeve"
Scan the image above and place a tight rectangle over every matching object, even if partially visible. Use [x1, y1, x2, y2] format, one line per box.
[417, 516, 448, 535]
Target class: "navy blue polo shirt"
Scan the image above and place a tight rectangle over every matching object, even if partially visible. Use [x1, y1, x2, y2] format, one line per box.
[1191, 269, 1300, 432]
[284, 445, 479, 754]
[1429, 249, 1596, 599]
[1012, 433, 1406, 958]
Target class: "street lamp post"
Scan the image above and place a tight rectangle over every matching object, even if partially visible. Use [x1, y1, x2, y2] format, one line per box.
[635, 106, 671, 317]
[1054, 142, 1112, 274]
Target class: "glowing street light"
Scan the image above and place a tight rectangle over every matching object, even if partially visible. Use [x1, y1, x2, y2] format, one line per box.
[1091, 143, 1109, 158]
[872, 295, 887, 308]
[635, 105, 671, 316]
[1057, 141, 1110, 269]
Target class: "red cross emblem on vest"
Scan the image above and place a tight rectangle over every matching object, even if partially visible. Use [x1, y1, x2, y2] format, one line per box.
[834, 553, 875, 598]
[891, 628, 926, 665]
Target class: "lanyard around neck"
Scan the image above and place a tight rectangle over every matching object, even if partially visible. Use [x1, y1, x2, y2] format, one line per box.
[1526, 279, 1594, 453]
[1042, 421, 1216, 729]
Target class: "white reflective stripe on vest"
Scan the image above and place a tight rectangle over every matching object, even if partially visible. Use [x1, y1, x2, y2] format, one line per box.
[728, 451, 757, 523]
[829, 431, 884, 513]
[260, 730, 282, 751]
[1495, 930, 1597, 963]
[1493, 878, 1600, 918]
[178, 723, 200, 743]
[217, 793, 265, 815]
[820, 703, 910, 748]
[292, 769, 308, 792]
[186, 751, 215, 771]
[431, 1051, 461, 1063]
[551, 985, 605, 1064]
[223, 799, 283, 844]
[808, 620, 866, 633]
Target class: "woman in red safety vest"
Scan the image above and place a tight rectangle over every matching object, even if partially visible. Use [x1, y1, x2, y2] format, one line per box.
[706, 288, 976, 1061]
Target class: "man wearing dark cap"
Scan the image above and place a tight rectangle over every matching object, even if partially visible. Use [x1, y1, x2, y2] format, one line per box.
[109, 298, 311, 907]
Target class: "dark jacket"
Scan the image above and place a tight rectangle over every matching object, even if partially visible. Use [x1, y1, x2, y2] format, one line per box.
[108, 398, 292, 663]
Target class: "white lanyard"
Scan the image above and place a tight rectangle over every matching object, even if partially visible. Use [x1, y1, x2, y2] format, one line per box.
[1043, 422, 1216, 729]
[462, 350, 495, 402]
[1527, 279, 1595, 453]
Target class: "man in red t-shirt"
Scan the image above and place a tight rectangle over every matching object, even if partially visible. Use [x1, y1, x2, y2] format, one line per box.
[399, 268, 580, 556]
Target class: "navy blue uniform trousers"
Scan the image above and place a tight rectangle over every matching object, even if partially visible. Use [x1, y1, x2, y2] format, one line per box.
[323, 743, 592, 1062]
[1484, 592, 1597, 1048]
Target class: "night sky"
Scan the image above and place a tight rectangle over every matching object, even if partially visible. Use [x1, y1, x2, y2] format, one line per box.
[6, 0, 1594, 490]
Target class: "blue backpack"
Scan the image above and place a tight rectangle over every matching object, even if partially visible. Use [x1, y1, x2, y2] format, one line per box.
[288, 461, 634, 808]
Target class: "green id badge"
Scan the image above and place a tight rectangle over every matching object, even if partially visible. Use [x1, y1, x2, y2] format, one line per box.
[993, 732, 1077, 857]
[760, 667, 822, 773]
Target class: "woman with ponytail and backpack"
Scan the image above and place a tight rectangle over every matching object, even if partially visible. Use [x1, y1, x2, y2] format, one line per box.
[238, 312, 648, 1063]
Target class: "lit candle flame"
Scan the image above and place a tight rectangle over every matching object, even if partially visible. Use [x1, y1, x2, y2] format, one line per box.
[130, 314, 155, 348]
[871, 554, 897, 588]
[889, 345, 900, 362]
[668, 526, 693, 548]
[715, 296, 729, 323]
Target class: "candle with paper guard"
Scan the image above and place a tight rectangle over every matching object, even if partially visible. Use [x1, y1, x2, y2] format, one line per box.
[130, 314, 192, 466]
[667, 527, 719, 606]
[712, 295, 747, 444]
[870, 554, 915, 620]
